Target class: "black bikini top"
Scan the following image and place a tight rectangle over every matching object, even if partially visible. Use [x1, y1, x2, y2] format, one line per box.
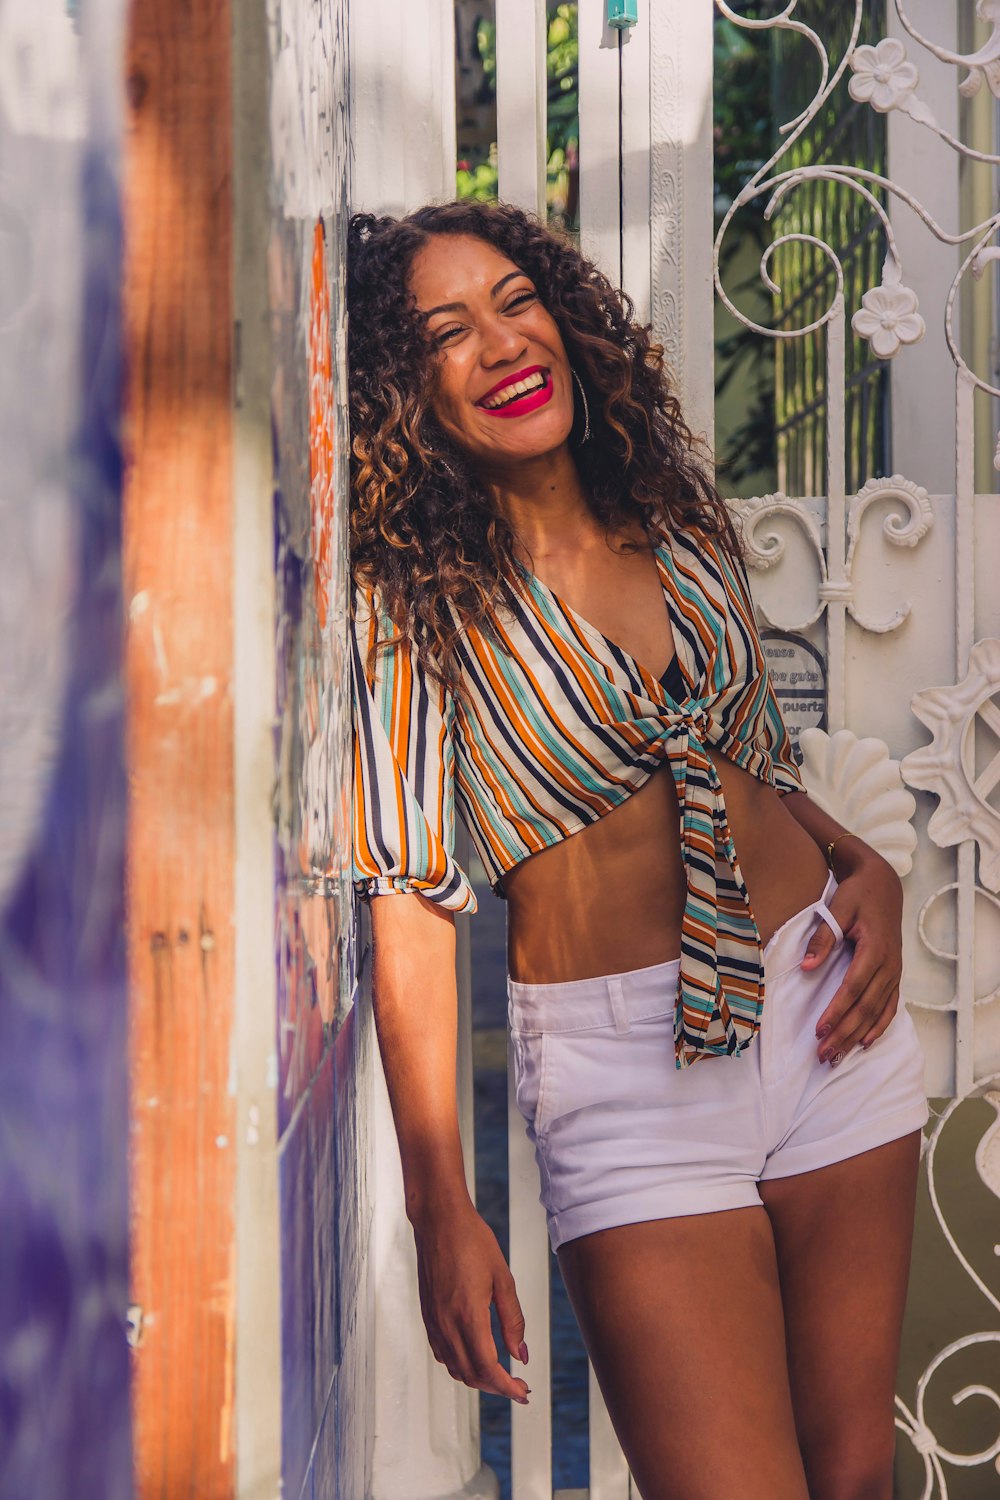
[659, 653, 686, 700]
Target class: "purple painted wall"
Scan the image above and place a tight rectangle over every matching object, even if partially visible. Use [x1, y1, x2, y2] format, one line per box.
[0, 2, 131, 1498]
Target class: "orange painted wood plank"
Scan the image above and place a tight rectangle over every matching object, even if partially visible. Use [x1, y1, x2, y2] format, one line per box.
[123, 1, 236, 1495]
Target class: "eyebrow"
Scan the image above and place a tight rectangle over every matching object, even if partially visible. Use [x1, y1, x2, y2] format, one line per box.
[424, 271, 526, 319]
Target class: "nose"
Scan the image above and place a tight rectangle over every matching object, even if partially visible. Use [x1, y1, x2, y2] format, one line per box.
[480, 311, 528, 367]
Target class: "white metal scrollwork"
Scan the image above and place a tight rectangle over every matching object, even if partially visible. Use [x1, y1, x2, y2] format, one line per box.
[903, 638, 1000, 894]
[798, 727, 917, 876]
[713, 5, 1000, 1495]
[734, 475, 932, 634]
[894, 1093, 1000, 1497]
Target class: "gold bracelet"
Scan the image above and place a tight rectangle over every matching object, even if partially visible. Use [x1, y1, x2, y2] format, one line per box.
[825, 832, 856, 872]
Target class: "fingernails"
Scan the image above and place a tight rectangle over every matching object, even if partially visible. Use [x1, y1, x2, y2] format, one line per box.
[816, 1024, 831, 1040]
[830, 1051, 846, 1067]
[518, 1341, 529, 1365]
[514, 1396, 529, 1406]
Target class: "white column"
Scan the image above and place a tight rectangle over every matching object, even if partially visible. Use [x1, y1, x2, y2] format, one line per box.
[578, 0, 650, 320]
[349, 5, 495, 1495]
[371, 1039, 497, 1500]
[351, 0, 457, 214]
[620, 14, 651, 327]
[578, 0, 621, 284]
[650, 0, 715, 448]
[495, 0, 547, 214]
[887, 0, 960, 495]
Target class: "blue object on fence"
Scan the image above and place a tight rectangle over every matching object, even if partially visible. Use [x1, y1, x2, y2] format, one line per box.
[607, 0, 638, 28]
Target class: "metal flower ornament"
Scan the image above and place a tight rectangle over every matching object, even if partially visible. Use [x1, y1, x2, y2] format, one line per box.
[851, 262, 926, 361]
[848, 36, 920, 113]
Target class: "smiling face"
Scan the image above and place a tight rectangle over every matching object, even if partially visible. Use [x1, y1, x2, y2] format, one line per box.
[408, 233, 576, 471]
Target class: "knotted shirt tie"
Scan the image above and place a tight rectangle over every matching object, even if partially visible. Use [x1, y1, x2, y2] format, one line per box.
[659, 698, 764, 1069]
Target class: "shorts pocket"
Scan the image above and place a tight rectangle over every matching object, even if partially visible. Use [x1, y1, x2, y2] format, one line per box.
[524, 1013, 676, 1139]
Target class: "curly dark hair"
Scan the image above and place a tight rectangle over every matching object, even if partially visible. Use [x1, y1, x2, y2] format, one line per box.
[346, 199, 740, 685]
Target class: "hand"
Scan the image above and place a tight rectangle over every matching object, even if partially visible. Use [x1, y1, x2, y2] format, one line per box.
[412, 1198, 531, 1404]
[800, 840, 904, 1065]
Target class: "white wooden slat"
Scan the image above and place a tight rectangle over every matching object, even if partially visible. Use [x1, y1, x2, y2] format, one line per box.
[886, 0, 960, 494]
[578, 0, 622, 287]
[508, 1037, 553, 1500]
[588, 1363, 631, 1500]
[350, 0, 456, 215]
[495, 0, 547, 215]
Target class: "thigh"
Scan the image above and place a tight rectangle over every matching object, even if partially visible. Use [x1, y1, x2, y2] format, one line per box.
[760, 1131, 922, 1500]
[556, 1207, 810, 1500]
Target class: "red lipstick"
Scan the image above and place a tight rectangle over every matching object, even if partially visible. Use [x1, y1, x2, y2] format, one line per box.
[476, 366, 553, 419]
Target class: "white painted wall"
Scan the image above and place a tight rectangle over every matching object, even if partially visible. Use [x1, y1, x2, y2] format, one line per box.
[887, 0, 960, 494]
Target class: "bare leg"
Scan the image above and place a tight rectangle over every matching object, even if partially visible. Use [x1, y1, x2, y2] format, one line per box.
[556, 1206, 810, 1500]
[760, 1131, 922, 1500]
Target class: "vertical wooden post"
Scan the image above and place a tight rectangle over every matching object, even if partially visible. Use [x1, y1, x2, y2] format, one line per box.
[123, 0, 236, 1493]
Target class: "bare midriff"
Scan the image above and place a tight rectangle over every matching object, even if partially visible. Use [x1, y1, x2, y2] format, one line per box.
[503, 749, 829, 985]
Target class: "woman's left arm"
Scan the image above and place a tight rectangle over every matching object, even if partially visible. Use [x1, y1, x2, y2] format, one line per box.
[780, 790, 905, 1062]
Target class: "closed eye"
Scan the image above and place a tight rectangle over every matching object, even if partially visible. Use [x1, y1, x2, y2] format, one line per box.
[433, 290, 538, 346]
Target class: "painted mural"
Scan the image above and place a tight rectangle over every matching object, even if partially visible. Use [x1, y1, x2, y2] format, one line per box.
[266, 0, 370, 1494]
[0, 0, 131, 1497]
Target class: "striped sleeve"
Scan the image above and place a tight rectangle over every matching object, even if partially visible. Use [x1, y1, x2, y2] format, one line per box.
[730, 547, 806, 799]
[351, 586, 477, 912]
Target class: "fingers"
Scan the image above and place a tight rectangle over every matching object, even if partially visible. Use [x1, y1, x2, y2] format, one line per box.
[815, 964, 900, 1065]
[858, 984, 901, 1051]
[800, 920, 835, 971]
[493, 1265, 528, 1367]
[426, 1303, 531, 1404]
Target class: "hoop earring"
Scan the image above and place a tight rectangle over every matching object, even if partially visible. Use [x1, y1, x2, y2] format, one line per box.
[571, 367, 591, 443]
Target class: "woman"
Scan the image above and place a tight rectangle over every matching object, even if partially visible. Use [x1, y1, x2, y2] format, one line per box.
[347, 200, 928, 1500]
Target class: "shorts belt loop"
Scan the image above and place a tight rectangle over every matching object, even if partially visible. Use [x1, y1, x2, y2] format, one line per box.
[817, 904, 844, 946]
[607, 975, 631, 1035]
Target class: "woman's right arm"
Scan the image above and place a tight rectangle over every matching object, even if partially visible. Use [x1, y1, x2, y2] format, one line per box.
[371, 889, 531, 1405]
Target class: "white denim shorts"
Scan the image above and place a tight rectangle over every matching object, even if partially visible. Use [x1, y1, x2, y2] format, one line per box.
[508, 871, 929, 1252]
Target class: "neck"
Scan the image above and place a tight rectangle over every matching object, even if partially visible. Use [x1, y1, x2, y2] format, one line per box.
[483, 444, 601, 563]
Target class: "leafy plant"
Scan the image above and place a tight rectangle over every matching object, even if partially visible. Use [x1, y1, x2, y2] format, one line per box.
[713, 8, 780, 487]
[456, 3, 579, 230]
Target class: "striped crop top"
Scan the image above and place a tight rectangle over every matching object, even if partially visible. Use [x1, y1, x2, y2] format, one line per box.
[351, 525, 806, 1068]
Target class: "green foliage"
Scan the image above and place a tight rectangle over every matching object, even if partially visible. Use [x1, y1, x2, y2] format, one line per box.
[713, 8, 780, 487]
[714, 9, 780, 250]
[456, 3, 579, 228]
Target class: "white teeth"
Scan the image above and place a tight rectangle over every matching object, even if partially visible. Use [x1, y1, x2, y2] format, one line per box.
[481, 372, 546, 409]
